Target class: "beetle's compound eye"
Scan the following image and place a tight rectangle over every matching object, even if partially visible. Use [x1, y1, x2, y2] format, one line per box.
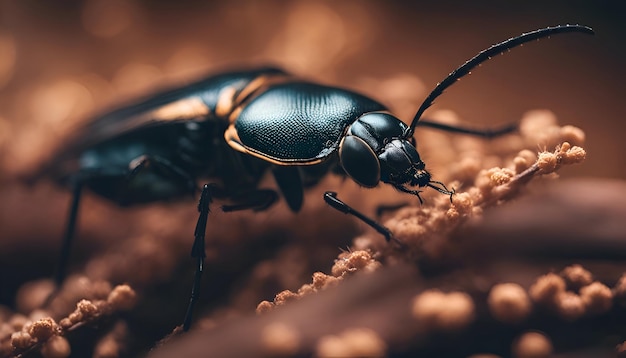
[339, 135, 381, 188]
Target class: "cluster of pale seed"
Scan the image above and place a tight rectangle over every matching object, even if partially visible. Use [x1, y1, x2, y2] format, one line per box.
[256, 250, 381, 313]
[314, 328, 387, 358]
[529, 265, 613, 321]
[409, 264, 619, 357]
[260, 322, 302, 357]
[467, 332, 553, 358]
[259, 323, 387, 358]
[0, 283, 135, 358]
[411, 290, 475, 332]
[485, 264, 613, 326]
[256, 251, 386, 357]
[259, 263, 616, 358]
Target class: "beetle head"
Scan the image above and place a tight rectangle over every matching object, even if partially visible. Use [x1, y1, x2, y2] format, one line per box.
[338, 112, 452, 202]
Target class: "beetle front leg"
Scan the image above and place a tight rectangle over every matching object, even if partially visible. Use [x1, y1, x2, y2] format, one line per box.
[183, 183, 213, 332]
[323, 191, 405, 248]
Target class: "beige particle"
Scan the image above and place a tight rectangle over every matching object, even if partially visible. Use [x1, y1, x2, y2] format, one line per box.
[261, 322, 301, 357]
[512, 331, 553, 358]
[488, 283, 532, 324]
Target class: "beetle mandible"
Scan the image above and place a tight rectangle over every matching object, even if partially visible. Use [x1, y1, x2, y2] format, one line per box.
[34, 25, 593, 331]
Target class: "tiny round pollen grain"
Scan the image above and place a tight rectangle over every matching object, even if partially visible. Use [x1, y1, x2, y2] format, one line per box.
[41, 335, 71, 358]
[580, 282, 613, 315]
[556, 291, 585, 321]
[28, 317, 58, 341]
[9, 314, 29, 331]
[512, 331, 553, 358]
[256, 300, 274, 314]
[439, 292, 475, 330]
[315, 328, 386, 358]
[412, 290, 475, 331]
[489, 168, 515, 186]
[536, 152, 557, 173]
[513, 149, 537, 174]
[93, 337, 119, 358]
[107, 284, 137, 311]
[297, 283, 316, 296]
[561, 264, 593, 290]
[312, 272, 335, 289]
[15, 279, 55, 314]
[613, 273, 626, 307]
[274, 290, 300, 306]
[331, 250, 381, 277]
[261, 322, 301, 357]
[76, 299, 99, 320]
[411, 289, 447, 326]
[11, 331, 34, 350]
[488, 283, 532, 324]
[450, 191, 473, 212]
[529, 273, 566, 305]
[560, 125, 585, 145]
[560, 144, 586, 165]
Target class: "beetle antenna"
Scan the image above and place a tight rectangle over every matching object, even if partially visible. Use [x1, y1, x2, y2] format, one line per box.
[404, 24, 594, 137]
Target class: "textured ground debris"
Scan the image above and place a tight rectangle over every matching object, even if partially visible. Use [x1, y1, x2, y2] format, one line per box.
[148, 260, 626, 357]
[0, 282, 136, 358]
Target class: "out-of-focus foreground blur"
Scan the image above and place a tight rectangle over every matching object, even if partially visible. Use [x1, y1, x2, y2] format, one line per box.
[0, 1, 624, 357]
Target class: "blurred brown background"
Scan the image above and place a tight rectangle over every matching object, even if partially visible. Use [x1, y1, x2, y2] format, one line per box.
[0, 0, 624, 179]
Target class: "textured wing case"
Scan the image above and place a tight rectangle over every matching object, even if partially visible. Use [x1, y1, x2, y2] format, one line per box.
[37, 67, 286, 180]
[233, 82, 386, 163]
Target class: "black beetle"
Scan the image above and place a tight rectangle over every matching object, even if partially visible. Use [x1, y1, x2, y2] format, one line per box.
[34, 25, 593, 331]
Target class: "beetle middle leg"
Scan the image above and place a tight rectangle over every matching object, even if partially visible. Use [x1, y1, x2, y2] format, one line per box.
[182, 185, 279, 331]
